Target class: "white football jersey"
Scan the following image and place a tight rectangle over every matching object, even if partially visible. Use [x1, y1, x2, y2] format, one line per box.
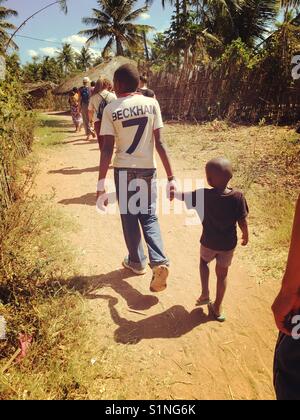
[100, 93, 164, 169]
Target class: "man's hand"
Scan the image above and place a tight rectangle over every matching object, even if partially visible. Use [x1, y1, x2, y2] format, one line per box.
[272, 287, 300, 335]
[96, 190, 108, 208]
[167, 179, 177, 201]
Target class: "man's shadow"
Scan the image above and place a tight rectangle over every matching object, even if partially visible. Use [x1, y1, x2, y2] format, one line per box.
[63, 268, 159, 311]
[89, 295, 211, 345]
[50, 269, 212, 345]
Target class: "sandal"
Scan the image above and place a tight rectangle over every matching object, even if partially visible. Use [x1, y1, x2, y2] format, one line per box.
[208, 302, 226, 323]
[150, 265, 169, 293]
[196, 297, 211, 307]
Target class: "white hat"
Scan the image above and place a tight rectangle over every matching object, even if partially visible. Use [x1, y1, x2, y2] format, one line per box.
[83, 76, 90, 83]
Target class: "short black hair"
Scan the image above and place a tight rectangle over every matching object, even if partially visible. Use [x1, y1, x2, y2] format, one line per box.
[91, 81, 96, 87]
[72, 87, 78, 93]
[114, 64, 140, 93]
[140, 75, 148, 84]
[206, 158, 233, 182]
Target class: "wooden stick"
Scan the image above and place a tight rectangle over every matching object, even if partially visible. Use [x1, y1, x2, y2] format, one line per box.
[1, 349, 21, 374]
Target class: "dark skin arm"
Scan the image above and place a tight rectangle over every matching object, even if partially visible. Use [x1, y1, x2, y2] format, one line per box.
[97, 135, 115, 199]
[272, 195, 300, 335]
[238, 218, 249, 246]
[154, 128, 176, 200]
[154, 128, 174, 179]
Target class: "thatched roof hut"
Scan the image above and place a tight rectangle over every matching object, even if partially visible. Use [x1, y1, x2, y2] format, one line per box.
[54, 56, 136, 95]
[24, 81, 57, 99]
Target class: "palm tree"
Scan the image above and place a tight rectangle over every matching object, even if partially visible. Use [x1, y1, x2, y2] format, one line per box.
[280, 0, 300, 6]
[5, 0, 68, 52]
[80, 0, 154, 57]
[198, 0, 278, 47]
[56, 43, 75, 75]
[279, 0, 300, 21]
[76, 46, 94, 71]
[0, 0, 18, 52]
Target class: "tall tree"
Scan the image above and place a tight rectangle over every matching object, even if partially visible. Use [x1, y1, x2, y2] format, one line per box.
[197, 0, 278, 47]
[76, 46, 94, 71]
[80, 0, 153, 56]
[56, 43, 75, 75]
[279, 0, 300, 21]
[0, 0, 18, 52]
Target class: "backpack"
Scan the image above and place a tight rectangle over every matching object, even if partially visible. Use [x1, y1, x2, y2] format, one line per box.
[138, 87, 155, 98]
[80, 86, 91, 105]
[97, 93, 109, 120]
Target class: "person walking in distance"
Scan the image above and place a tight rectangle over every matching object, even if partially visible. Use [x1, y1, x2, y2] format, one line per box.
[137, 74, 155, 98]
[97, 64, 176, 293]
[79, 77, 95, 141]
[88, 78, 116, 151]
[68, 87, 82, 132]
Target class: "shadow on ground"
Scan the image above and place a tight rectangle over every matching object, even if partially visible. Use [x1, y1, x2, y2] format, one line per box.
[39, 118, 73, 133]
[49, 268, 212, 345]
[49, 166, 99, 175]
[58, 268, 159, 312]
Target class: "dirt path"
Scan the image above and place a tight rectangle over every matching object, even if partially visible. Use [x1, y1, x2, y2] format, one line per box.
[35, 114, 278, 400]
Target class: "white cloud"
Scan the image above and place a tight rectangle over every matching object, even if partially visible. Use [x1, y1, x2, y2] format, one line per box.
[27, 49, 38, 58]
[39, 47, 57, 57]
[62, 34, 88, 45]
[140, 12, 151, 20]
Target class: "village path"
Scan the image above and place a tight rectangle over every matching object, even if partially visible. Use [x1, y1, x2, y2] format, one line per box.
[35, 114, 278, 400]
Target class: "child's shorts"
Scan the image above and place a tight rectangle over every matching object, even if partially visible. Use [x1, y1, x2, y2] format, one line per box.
[201, 245, 235, 268]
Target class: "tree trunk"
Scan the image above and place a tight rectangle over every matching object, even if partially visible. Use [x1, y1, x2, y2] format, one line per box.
[143, 31, 150, 61]
[116, 38, 124, 56]
[176, 0, 181, 68]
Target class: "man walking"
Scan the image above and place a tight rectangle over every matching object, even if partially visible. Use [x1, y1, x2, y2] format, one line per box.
[79, 77, 94, 141]
[97, 64, 176, 292]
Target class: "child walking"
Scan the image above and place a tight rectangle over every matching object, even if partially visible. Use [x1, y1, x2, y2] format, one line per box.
[174, 158, 249, 321]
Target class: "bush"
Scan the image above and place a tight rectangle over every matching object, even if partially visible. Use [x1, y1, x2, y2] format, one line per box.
[0, 196, 76, 357]
[0, 61, 35, 212]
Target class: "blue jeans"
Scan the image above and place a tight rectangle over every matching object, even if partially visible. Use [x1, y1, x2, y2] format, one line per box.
[114, 168, 169, 270]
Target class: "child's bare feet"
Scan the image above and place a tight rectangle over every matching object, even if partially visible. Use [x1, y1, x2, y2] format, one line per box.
[196, 295, 211, 306]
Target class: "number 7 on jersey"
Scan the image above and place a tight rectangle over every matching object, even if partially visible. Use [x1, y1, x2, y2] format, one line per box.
[123, 117, 148, 155]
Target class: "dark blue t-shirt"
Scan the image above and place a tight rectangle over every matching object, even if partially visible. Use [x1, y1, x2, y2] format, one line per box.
[185, 188, 249, 251]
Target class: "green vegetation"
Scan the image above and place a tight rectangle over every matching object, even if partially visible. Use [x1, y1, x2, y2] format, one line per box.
[35, 114, 73, 148]
[0, 57, 103, 400]
[0, 0, 18, 53]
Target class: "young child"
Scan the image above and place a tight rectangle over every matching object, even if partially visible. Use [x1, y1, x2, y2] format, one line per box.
[174, 158, 249, 322]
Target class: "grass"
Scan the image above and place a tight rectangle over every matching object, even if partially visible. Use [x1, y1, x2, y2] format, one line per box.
[34, 114, 73, 148]
[164, 120, 300, 281]
[0, 114, 111, 400]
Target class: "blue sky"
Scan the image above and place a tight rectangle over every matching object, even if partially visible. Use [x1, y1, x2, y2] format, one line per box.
[6, 0, 173, 63]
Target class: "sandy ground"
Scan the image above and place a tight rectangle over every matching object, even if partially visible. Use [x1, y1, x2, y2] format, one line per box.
[35, 114, 279, 400]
